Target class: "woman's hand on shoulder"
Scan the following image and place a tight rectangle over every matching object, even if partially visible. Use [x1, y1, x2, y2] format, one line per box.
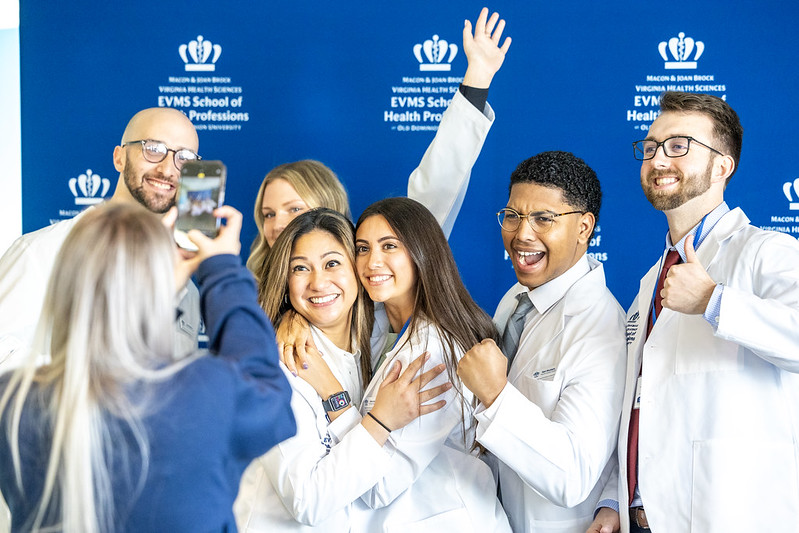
[276, 310, 316, 376]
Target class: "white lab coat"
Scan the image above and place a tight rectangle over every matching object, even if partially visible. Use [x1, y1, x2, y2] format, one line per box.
[406, 89, 494, 239]
[235, 328, 392, 532]
[0, 207, 200, 373]
[234, 90, 495, 532]
[611, 208, 799, 532]
[476, 256, 626, 532]
[357, 316, 511, 533]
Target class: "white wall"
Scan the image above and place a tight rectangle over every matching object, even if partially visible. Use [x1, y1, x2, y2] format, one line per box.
[0, 0, 20, 256]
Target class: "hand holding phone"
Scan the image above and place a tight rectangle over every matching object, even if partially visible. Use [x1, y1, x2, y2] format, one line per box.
[174, 160, 227, 251]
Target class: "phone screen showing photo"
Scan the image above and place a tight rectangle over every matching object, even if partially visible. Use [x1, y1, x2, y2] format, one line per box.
[176, 162, 226, 237]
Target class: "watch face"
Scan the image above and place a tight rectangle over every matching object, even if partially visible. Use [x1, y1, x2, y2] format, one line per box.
[325, 391, 350, 411]
[331, 395, 348, 409]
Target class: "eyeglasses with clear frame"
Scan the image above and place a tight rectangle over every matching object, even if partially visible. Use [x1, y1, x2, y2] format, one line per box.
[496, 208, 585, 233]
[122, 139, 201, 170]
[632, 136, 725, 161]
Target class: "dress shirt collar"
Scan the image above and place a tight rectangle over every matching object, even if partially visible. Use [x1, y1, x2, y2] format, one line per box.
[521, 253, 591, 315]
[309, 325, 363, 405]
[665, 201, 730, 260]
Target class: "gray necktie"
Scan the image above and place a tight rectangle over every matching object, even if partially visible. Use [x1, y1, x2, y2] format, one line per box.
[500, 292, 534, 369]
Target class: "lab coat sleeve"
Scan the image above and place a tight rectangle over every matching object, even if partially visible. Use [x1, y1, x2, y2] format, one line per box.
[326, 404, 363, 445]
[359, 335, 463, 509]
[262, 385, 393, 525]
[596, 456, 620, 511]
[715, 232, 799, 371]
[475, 326, 626, 507]
[0, 234, 51, 371]
[407, 90, 494, 239]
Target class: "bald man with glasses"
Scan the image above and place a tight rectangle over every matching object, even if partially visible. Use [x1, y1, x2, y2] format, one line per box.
[0, 107, 203, 374]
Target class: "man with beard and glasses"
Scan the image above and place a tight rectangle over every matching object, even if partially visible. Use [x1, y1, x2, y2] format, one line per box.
[0, 107, 203, 374]
[587, 92, 799, 533]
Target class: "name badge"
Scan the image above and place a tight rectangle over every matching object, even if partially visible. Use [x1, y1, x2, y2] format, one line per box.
[362, 396, 376, 411]
[633, 376, 642, 410]
[531, 367, 557, 381]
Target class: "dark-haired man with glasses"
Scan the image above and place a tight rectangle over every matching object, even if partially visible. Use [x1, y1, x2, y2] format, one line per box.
[588, 92, 799, 533]
[458, 151, 627, 532]
[0, 107, 202, 374]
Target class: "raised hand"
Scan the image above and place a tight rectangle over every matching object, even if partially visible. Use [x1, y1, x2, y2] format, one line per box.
[462, 7, 512, 89]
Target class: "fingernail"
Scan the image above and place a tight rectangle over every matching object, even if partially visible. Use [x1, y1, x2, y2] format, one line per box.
[291, 371, 298, 377]
[302, 363, 309, 370]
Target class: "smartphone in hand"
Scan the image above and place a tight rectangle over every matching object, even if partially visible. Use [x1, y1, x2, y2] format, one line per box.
[174, 160, 227, 251]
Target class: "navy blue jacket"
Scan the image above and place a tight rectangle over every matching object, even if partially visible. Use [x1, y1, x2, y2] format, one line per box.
[0, 254, 296, 532]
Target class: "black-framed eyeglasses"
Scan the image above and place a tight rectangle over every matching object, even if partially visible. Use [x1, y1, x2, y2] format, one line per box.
[632, 136, 725, 161]
[497, 208, 585, 233]
[122, 139, 200, 169]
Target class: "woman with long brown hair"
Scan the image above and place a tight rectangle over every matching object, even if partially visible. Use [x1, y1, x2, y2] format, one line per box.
[236, 208, 450, 532]
[349, 197, 509, 531]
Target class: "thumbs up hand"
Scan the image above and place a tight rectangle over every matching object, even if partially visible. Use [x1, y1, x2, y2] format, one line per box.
[661, 234, 718, 314]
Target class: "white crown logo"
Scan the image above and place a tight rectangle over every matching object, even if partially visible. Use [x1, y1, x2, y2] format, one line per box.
[179, 35, 222, 72]
[658, 32, 704, 70]
[414, 35, 457, 71]
[783, 178, 799, 210]
[69, 169, 110, 206]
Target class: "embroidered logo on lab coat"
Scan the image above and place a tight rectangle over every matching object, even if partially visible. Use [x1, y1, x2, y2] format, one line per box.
[532, 367, 556, 381]
[626, 311, 640, 345]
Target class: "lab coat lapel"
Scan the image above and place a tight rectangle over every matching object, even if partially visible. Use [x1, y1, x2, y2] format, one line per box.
[507, 297, 566, 383]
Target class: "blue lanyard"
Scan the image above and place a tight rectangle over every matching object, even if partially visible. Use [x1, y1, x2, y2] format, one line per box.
[391, 318, 411, 350]
[649, 214, 709, 327]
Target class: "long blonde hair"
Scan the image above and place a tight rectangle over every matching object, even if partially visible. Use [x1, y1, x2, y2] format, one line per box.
[1, 203, 194, 532]
[259, 208, 373, 386]
[247, 160, 350, 283]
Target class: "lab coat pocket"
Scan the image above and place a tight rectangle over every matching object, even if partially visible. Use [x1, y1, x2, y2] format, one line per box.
[691, 439, 799, 532]
[674, 317, 741, 374]
[384, 507, 472, 533]
[520, 373, 561, 418]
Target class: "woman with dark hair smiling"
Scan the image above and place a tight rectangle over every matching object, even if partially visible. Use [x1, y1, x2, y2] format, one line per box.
[236, 208, 451, 532]
[343, 197, 509, 531]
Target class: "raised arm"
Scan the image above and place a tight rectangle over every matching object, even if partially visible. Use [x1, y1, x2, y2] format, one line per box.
[190, 206, 296, 457]
[408, 7, 511, 238]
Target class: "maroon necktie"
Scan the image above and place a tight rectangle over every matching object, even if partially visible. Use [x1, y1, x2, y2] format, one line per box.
[627, 249, 681, 503]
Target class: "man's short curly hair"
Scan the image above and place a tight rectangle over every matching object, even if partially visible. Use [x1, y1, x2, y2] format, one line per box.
[509, 151, 602, 227]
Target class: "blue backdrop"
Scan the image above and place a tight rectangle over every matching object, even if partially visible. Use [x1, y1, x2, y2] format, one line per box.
[19, 1, 799, 312]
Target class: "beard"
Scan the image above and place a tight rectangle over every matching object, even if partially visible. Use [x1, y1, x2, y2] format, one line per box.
[123, 160, 176, 214]
[642, 158, 714, 211]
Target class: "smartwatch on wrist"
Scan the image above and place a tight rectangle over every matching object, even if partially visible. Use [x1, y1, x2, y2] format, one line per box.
[322, 391, 351, 412]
